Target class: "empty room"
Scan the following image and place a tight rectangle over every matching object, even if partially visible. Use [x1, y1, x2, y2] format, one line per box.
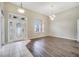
[0, 2, 79, 57]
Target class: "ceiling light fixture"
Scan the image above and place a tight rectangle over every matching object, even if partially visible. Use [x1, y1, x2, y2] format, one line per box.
[18, 2, 25, 13]
[49, 4, 56, 21]
[49, 14, 56, 21]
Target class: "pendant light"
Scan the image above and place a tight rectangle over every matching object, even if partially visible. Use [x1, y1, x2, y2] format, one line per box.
[18, 2, 25, 13]
[49, 14, 56, 21]
[49, 4, 56, 21]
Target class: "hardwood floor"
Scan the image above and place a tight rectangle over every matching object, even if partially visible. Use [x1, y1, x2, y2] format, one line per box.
[27, 36, 79, 57]
[0, 40, 33, 57]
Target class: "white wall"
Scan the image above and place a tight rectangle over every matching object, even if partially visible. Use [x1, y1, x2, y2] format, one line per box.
[49, 6, 78, 40]
[4, 3, 49, 41]
[0, 3, 6, 47]
[3, 2, 79, 42]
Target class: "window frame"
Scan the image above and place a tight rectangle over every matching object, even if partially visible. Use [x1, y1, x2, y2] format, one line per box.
[34, 19, 44, 33]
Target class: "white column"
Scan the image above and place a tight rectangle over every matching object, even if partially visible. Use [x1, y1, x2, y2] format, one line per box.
[0, 3, 5, 48]
[77, 19, 79, 42]
[0, 9, 2, 48]
[0, 15, 1, 48]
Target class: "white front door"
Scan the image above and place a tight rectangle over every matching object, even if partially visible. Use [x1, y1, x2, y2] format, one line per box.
[8, 19, 15, 42]
[8, 13, 27, 43]
[15, 17, 26, 41]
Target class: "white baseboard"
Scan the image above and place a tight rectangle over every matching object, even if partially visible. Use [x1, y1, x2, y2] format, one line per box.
[29, 35, 48, 39]
[49, 34, 76, 41]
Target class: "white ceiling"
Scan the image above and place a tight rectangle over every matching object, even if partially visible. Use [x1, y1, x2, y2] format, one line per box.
[11, 2, 79, 16]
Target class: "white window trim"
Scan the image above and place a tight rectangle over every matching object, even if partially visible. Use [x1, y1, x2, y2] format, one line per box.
[34, 21, 44, 33]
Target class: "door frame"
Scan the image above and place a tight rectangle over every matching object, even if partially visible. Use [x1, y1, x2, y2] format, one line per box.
[8, 13, 28, 43]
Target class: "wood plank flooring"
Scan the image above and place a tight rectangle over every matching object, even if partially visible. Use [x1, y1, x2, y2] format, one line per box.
[0, 40, 33, 57]
[27, 36, 79, 57]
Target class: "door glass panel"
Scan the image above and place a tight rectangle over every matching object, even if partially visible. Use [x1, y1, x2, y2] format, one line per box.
[9, 21, 14, 40]
[16, 23, 22, 37]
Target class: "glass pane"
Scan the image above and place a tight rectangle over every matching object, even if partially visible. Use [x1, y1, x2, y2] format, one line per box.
[16, 23, 22, 37]
[34, 19, 42, 32]
[9, 21, 14, 40]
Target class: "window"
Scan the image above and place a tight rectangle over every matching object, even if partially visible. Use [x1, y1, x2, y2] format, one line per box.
[34, 19, 44, 33]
